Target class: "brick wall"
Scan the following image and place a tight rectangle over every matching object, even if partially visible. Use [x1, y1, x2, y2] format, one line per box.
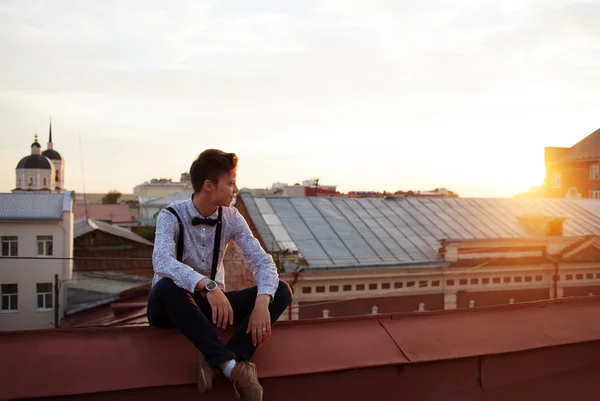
[298, 293, 444, 319]
[223, 242, 256, 291]
[545, 160, 598, 198]
[563, 285, 600, 297]
[456, 288, 550, 308]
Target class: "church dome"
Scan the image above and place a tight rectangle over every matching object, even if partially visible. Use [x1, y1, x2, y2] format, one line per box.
[16, 154, 53, 170]
[42, 149, 62, 161]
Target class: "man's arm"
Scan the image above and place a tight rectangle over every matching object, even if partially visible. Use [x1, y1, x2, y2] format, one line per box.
[153, 210, 207, 293]
[231, 208, 279, 300]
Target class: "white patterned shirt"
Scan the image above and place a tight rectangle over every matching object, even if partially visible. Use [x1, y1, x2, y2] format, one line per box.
[152, 197, 279, 299]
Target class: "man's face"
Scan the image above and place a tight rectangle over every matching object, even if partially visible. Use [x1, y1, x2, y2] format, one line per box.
[212, 170, 238, 206]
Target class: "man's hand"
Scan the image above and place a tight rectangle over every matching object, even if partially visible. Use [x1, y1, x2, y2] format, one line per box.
[206, 289, 234, 329]
[246, 295, 271, 347]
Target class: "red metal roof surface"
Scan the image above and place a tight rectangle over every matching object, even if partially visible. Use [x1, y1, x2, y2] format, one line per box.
[2, 296, 600, 400]
[74, 204, 132, 224]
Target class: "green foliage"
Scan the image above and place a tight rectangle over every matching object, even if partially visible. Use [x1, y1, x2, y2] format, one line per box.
[101, 190, 122, 204]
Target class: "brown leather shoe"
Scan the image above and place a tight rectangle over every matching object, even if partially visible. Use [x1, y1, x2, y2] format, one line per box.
[197, 353, 214, 394]
[229, 362, 263, 401]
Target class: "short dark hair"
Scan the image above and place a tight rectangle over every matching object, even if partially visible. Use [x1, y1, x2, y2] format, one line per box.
[190, 149, 238, 192]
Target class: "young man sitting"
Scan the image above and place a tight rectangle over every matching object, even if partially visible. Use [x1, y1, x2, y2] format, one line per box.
[148, 149, 292, 401]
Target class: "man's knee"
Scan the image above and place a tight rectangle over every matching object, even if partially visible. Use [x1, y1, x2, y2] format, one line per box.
[275, 280, 293, 305]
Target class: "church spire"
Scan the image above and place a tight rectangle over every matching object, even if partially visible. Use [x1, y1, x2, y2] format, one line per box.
[48, 118, 54, 150]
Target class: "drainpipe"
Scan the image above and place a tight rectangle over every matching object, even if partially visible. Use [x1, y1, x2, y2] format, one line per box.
[553, 259, 559, 299]
[288, 271, 301, 320]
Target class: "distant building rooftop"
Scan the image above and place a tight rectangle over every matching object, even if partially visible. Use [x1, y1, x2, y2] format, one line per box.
[74, 203, 133, 224]
[0, 191, 73, 221]
[74, 218, 153, 246]
[239, 193, 600, 268]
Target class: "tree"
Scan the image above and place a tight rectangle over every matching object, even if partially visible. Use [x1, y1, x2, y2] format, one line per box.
[102, 190, 122, 204]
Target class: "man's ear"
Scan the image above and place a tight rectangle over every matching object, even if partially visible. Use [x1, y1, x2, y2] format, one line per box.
[203, 179, 213, 193]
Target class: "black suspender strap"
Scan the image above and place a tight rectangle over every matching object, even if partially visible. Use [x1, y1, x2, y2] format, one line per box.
[165, 207, 184, 262]
[210, 206, 223, 281]
[165, 206, 223, 281]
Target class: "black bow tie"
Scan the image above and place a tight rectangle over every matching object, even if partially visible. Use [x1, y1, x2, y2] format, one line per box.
[192, 217, 219, 226]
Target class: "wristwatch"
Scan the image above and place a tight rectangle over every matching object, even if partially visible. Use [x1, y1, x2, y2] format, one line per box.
[202, 279, 218, 294]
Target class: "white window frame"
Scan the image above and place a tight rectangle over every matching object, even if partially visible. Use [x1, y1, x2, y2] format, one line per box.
[591, 190, 600, 200]
[552, 172, 561, 189]
[591, 163, 600, 181]
[36, 283, 53, 311]
[1, 236, 18, 257]
[1, 284, 18, 312]
[37, 235, 53, 257]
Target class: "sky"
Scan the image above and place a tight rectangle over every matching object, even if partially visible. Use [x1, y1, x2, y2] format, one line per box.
[1, 0, 599, 198]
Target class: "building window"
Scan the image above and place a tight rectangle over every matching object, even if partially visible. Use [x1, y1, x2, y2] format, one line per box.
[493, 277, 501, 284]
[407, 281, 415, 288]
[322, 309, 329, 318]
[1, 236, 18, 256]
[431, 280, 440, 287]
[586, 273, 593, 279]
[343, 284, 352, 292]
[590, 163, 600, 180]
[369, 283, 378, 290]
[382, 283, 390, 290]
[576, 274, 583, 280]
[566, 274, 573, 281]
[302, 287, 312, 294]
[1, 284, 18, 312]
[459, 279, 468, 286]
[551, 172, 561, 189]
[419, 281, 428, 288]
[356, 284, 365, 291]
[482, 278, 490, 285]
[418, 303, 425, 312]
[371, 306, 379, 315]
[591, 190, 600, 200]
[470, 278, 478, 285]
[37, 283, 53, 310]
[447, 279, 455, 286]
[329, 285, 339, 292]
[315, 286, 325, 293]
[504, 277, 511, 283]
[28, 176, 34, 186]
[394, 282, 403, 289]
[515, 276, 523, 283]
[509, 298, 515, 304]
[37, 236, 53, 256]
[469, 300, 475, 308]
[43, 177, 47, 186]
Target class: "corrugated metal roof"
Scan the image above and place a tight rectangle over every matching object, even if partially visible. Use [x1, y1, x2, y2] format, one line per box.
[240, 192, 600, 268]
[74, 218, 153, 246]
[0, 192, 73, 221]
[573, 200, 600, 218]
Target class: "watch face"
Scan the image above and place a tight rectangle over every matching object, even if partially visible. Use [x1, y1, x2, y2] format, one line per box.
[206, 280, 218, 291]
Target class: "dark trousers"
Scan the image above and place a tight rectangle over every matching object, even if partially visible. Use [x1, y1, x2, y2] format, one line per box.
[147, 278, 292, 367]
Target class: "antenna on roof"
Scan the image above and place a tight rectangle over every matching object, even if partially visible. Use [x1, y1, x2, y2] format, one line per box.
[78, 134, 89, 220]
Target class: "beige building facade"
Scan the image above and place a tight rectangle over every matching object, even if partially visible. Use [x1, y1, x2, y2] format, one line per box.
[0, 192, 74, 331]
